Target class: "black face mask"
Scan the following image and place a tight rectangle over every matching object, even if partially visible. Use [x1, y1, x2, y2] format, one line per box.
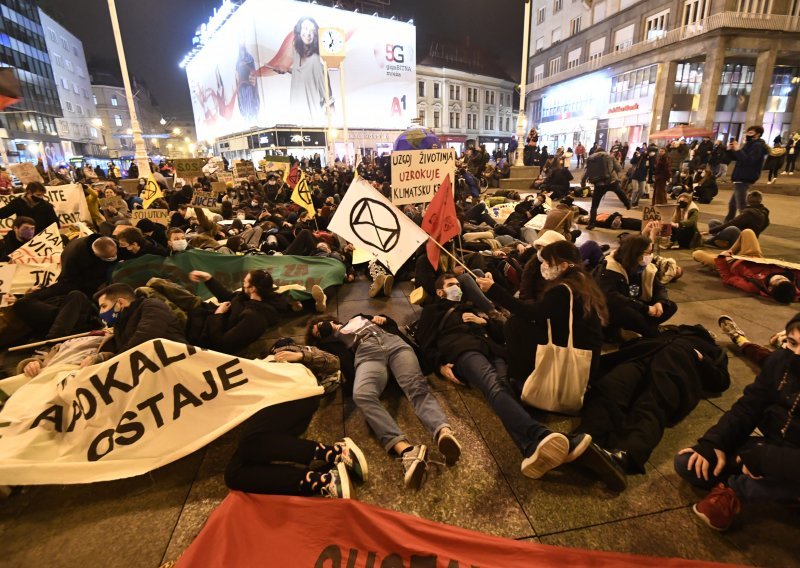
[317, 321, 334, 338]
[30, 195, 44, 203]
[745, 135, 754, 141]
[678, 201, 688, 209]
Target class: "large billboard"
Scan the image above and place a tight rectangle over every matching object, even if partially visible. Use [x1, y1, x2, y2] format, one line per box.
[185, 0, 416, 141]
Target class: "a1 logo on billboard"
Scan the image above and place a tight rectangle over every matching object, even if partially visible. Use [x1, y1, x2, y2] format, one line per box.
[385, 44, 405, 63]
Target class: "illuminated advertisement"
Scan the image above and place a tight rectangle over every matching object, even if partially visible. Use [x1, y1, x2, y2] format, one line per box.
[185, 0, 417, 141]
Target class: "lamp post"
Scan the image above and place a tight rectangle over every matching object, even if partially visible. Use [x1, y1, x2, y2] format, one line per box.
[514, 0, 533, 167]
[107, 0, 151, 178]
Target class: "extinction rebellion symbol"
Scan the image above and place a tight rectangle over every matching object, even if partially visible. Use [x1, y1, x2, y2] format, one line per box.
[349, 198, 400, 253]
[139, 177, 160, 202]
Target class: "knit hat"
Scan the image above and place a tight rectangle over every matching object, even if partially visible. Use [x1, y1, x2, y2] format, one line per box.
[533, 230, 566, 248]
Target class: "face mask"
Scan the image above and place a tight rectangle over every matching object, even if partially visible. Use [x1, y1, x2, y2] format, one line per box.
[317, 321, 334, 338]
[678, 201, 688, 209]
[102, 256, 117, 262]
[251, 201, 258, 207]
[536, 250, 544, 262]
[99, 303, 120, 326]
[445, 285, 463, 302]
[19, 227, 35, 240]
[30, 195, 44, 203]
[745, 135, 754, 141]
[541, 263, 561, 281]
[172, 239, 188, 251]
[640, 253, 654, 267]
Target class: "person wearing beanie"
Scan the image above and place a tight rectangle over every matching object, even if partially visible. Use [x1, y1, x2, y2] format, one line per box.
[675, 313, 800, 531]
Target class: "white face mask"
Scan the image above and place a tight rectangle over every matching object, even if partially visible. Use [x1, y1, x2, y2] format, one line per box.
[171, 239, 188, 251]
[540, 262, 561, 281]
[444, 285, 463, 302]
[536, 250, 544, 262]
[640, 253, 654, 267]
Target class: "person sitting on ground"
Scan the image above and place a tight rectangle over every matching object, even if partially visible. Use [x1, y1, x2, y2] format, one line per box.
[595, 234, 678, 338]
[541, 196, 581, 243]
[692, 228, 798, 304]
[540, 160, 573, 199]
[703, 190, 769, 249]
[692, 165, 718, 204]
[421, 270, 592, 479]
[575, 324, 729, 492]
[0, 181, 58, 232]
[717, 314, 791, 369]
[187, 269, 295, 355]
[116, 227, 169, 259]
[79, 283, 187, 367]
[669, 193, 700, 249]
[0, 215, 36, 262]
[674, 313, 800, 532]
[224, 337, 366, 500]
[307, 314, 461, 490]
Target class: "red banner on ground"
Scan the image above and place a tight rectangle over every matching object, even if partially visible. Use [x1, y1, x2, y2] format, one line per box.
[176, 492, 744, 568]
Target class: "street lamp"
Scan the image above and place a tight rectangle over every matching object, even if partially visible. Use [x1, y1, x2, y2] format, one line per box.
[172, 127, 181, 135]
[514, 0, 533, 167]
[160, 117, 167, 125]
[107, 0, 152, 179]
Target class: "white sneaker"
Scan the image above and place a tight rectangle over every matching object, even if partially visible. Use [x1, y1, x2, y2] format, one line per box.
[321, 462, 351, 499]
[520, 433, 569, 479]
[400, 445, 427, 489]
[311, 285, 327, 313]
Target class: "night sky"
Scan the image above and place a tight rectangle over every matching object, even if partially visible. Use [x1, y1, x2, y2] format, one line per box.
[36, 0, 525, 119]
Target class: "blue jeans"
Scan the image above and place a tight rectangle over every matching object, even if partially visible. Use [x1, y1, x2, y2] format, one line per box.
[725, 182, 750, 222]
[673, 437, 800, 505]
[454, 351, 550, 458]
[353, 333, 450, 452]
[705, 219, 741, 248]
[457, 272, 495, 313]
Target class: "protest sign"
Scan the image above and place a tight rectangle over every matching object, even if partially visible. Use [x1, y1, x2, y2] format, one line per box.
[8, 222, 63, 264]
[0, 185, 90, 233]
[233, 160, 256, 179]
[210, 181, 228, 194]
[390, 149, 456, 206]
[112, 250, 346, 301]
[192, 190, 217, 208]
[7, 162, 43, 184]
[119, 179, 141, 195]
[131, 208, 170, 226]
[731, 255, 800, 271]
[173, 158, 207, 179]
[0, 339, 323, 485]
[260, 156, 291, 177]
[6, 261, 60, 293]
[328, 178, 428, 274]
[0, 263, 14, 307]
[141, 174, 164, 209]
[216, 171, 234, 184]
[489, 202, 518, 221]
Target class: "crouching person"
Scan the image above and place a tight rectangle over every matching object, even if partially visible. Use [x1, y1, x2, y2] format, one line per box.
[224, 337, 367, 500]
[674, 314, 800, 531]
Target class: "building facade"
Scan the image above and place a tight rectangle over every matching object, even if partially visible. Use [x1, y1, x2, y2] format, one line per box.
[417, 42, 517, 154]
[0, 0, 62, 165]
[38, 8, 103, 162]
[525, 0, 800, 153]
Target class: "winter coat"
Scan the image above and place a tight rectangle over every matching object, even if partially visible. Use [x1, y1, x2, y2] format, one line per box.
[595, 255, 668, 311]
[709, 204, 770, 236]
[108, 297, 187, 354]
[713, 255, 800, 302]
[698, 348, 800, 483]
[729, 138, 769, 183]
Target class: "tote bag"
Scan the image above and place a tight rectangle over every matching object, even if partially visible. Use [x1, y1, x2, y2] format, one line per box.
[521, 285, 592, 415]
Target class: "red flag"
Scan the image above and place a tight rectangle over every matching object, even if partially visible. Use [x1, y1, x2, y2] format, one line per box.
[421, 174, 460, 269]
[0, 68, 22, 110]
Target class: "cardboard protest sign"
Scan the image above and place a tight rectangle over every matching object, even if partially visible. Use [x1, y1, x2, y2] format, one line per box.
[141, 174, 164, 209]
[260, 156, 291, 177]
[8, 222, 63, 264]
[0, 339, 323, 485]
[0, 263, 14, 307]
[210, 181, 228, 194]
[731, 255, 800, 271]
[131, 208, 170, 226]
[390, 149, 456, 206]
[216, 171, 234, 184]
[7, 261, 60, 293]
[173, 158, 207, 179]
[7, 162, 43, 184]
[192, 190, 217, 208]
[233, 160, 256, 179]
[0, 185, 91, 233]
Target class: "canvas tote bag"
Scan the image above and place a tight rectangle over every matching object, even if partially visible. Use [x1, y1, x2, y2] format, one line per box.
[521, 285, 592, 415]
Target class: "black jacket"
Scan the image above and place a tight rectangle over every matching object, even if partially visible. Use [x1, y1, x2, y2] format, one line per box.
[109, 297, 187, 354]
[709, 204, 770, 236]
[697, 348, 800, 483]
[196, 277, 283, 354]
[58, 234, 117, 296]
[729, 138, 768, 183]
[0, 195, 59, 232]
[0, 230, 26, 262]
[416, 298, 506, 370]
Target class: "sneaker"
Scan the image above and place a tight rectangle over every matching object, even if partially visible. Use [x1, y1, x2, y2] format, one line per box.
[321, 462, 351, 499]
[574, 442, 628, 492]
[563, 433, 592, 464]
[383, 274, 395, 296]
[400, 445, 427, 489]
[718, 315, 745, 344]
[520, 433, 569, 479]
[693, 484, 740, 531]
[368, 274, 386, 298]
[585, 224, 596, 230]
[437, 429, 462, 466]
[311, 285, 327, 313]
[335, 437, 368, 483]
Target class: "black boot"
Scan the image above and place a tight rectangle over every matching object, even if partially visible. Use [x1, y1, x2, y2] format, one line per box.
[575, 442, 628, 492]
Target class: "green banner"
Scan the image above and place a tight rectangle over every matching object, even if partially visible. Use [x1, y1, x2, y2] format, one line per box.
[112, 250, 345, 300]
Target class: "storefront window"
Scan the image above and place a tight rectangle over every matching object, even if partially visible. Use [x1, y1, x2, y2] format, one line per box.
[673, 62, 704, 95]
[609, 64, 657, 104]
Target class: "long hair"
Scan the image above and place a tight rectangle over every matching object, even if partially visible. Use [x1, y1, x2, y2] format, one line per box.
[613, 234, 651, 275]
[540, 241, 609, 326]
[293, 17, 320, 57]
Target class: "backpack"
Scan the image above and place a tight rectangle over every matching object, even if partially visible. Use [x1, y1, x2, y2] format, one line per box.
[585, 154, 611, 184]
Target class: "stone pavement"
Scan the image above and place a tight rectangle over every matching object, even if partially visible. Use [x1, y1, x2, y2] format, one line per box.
[1, 188, 799, 568]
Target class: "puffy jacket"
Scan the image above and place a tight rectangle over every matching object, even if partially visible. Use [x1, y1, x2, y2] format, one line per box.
[109, 297, 187, 354]
[729, 138, 768, 183]
[709, 204, 770, 236]
[595, 255, 668, 312]
[714, 254, 800, 302]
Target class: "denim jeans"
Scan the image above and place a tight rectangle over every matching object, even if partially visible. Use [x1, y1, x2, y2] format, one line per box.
[454, 351, 550, 458]
[673, 437, 800, 505]
[457, 272, 495, 313]
[353, 333, 450, 452]
[705, 219, 741, 248]
[725, 182, 750, 222]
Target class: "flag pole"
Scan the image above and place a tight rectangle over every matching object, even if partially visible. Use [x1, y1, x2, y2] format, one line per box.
[429, 237, 479, 279]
